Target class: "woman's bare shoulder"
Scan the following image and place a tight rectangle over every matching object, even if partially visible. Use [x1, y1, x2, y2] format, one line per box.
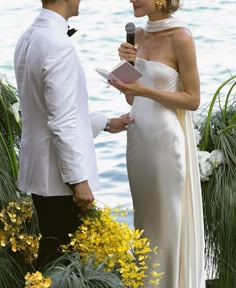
[173, 27, 194, 43]
[135, 26, 145, 43]
[135, 26, 145, 35]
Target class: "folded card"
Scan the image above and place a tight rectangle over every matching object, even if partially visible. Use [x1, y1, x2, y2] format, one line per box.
[95, 60, 142, 84]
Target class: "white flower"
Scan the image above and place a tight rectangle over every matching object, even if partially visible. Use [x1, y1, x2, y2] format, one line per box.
[209, 149, 224, 168]
[197, 149, 224, 182]
[8, 102, 20, 123]
[198, 150, 213, 181]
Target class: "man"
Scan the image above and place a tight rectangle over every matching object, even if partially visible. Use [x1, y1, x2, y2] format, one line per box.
[14, 0, 133, 269]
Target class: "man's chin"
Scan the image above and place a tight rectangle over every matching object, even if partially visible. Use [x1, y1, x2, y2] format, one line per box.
[70, 11, 79, 18]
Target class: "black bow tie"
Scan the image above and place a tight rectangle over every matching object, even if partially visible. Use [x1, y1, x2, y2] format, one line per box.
[67, 26, 77, 37]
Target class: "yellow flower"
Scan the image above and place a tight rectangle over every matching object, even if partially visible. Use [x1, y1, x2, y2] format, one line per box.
[24, 271, 51, 288]
[0, 231, 6, 247]
[1, 201, 162, 287]
[61, 204, 162, 287]
[0, 201, 40, 262]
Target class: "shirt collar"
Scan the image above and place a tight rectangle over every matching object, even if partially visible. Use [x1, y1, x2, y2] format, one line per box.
[33, 8, 68, 35]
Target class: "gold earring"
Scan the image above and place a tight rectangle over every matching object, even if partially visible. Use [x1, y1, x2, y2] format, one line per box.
[154, 0, 166, 11]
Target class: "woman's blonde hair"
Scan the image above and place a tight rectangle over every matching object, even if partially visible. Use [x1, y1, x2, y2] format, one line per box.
[155, 0, 182, 14]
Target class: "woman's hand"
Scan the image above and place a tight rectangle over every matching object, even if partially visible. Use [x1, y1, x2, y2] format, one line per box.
[118, 42, 139, 62]
[108, 79, 145, 99]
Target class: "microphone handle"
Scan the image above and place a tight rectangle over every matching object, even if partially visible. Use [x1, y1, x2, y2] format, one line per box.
[126, 33, 135, 46]
[126, 33, 135, 66]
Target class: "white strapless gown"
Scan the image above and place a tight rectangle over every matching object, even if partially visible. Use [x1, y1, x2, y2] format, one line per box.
[127, 58, 205, 288]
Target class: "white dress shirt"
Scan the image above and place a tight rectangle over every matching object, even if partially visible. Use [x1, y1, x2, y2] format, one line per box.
[14, 9, 107, 196]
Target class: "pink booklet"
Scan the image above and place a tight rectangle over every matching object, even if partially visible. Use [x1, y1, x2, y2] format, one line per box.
[95, 60, 142, 84]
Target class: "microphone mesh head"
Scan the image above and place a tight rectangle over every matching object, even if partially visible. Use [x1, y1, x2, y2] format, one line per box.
[125, 22, 136, 33]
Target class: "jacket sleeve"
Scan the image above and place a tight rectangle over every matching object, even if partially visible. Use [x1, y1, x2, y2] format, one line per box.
[42, 44, 88, 184]
[89, 112, 107, 137]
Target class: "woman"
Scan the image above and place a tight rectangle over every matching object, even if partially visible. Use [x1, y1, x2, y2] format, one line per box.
[109, 0, 205, 287]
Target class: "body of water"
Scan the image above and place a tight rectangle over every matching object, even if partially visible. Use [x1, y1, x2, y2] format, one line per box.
[0, 0, 235, 226]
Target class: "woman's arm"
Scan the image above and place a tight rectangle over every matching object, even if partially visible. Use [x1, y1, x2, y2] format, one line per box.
[113, 29, 200, 111]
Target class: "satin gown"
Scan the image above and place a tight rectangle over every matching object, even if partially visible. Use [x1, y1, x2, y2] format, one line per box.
[127, 58, 205, 288]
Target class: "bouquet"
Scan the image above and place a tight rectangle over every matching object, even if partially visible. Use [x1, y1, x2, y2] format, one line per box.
[61, 204, 163, 287]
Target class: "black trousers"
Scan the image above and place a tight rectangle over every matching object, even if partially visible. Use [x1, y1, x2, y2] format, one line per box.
[32, 193, 82, 270]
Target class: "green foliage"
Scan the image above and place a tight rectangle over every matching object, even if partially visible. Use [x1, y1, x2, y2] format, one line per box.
[199, 75, 236, 151]
[0, 76, 21, 209]
[0, 248, 28, 288]
[198, 75, 236, 287]
[43, 253, 125, 288]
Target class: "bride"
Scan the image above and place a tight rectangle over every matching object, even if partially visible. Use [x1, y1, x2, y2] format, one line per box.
[109, 0, 206, 287]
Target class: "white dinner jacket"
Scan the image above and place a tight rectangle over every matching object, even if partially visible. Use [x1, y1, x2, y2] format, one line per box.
[14, 9, 107, 196]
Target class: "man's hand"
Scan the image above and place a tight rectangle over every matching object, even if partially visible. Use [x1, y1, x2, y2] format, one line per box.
[70, 180, 94, 211]
[108, 113, 134, 133]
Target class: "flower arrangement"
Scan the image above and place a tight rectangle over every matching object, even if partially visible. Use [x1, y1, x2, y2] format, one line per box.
[194, 75, 236, 287]
[61, 204, 163, 287]
[0, 201, 40, 262]
[0, 200, 162, 287]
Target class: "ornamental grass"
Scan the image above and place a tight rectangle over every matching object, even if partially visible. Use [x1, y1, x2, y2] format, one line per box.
[42, 253, 125, 288]
[0, 74, 21, 209]
[196, 75, 236, 288]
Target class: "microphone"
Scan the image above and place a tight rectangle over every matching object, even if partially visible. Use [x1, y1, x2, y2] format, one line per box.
[125, 22, 136, 66]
